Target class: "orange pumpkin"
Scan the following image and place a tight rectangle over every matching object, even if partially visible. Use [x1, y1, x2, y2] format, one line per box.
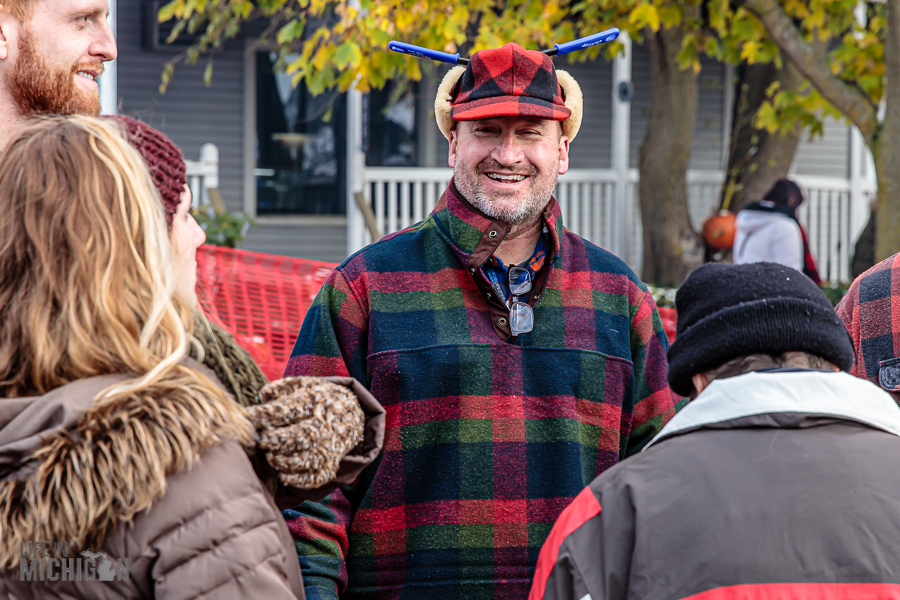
[702, 211, 737, 250]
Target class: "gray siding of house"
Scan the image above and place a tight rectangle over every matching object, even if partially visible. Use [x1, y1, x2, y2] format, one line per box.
[116, 5, 350, 262]
[564, 58, 614, 169]
[116, 1, 246, 213]
[629, 45, 726, 171]
[240, 222, 349, 262]
[791, 117, 850, 178]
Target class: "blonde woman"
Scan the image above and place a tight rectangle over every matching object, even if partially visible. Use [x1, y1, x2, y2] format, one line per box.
[0, 116, 308, 598]
[104, 113, 270, 407]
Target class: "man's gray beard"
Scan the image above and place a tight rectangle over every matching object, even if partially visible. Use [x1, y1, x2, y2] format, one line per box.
[453, 161, 558, 226]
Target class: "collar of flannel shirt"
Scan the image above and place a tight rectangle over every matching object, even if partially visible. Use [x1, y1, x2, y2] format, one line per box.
[433, 180, 563, 274]
[431, 180, 563, 339]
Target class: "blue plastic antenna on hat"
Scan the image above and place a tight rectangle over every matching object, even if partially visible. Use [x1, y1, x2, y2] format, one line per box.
[388, 28, 620, 65]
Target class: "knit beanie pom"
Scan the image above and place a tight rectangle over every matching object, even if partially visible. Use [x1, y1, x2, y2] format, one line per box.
[103, 115, 187, 228]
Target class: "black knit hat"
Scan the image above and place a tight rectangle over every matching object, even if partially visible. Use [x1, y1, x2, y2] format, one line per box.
[667, 262, 855, 396]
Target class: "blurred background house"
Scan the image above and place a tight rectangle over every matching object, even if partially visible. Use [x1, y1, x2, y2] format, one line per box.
[107, 1, 873, 279]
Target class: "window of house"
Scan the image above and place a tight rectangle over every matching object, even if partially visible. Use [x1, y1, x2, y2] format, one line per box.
[364, 82, 418, 167]
[255, 52, 346, 215]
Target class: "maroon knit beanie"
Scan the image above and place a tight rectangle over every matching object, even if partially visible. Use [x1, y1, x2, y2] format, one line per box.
[103, 115, 187, 228]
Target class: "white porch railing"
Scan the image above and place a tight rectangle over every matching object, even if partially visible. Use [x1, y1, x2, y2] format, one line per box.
[361, 167, 874, 282]
[185, 143, 220, 208]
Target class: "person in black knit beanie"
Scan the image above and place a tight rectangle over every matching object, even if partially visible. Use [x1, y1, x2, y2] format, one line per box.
[667, 261, 854, 397]
[532, 262, 900, 600]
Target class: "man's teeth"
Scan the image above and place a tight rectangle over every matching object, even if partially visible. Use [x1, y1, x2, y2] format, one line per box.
[76, 72, 95, 81]
[486, 173, 526, 182]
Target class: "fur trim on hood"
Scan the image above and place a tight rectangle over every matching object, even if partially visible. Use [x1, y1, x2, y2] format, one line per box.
[434, 66, 583, 142]
[0, 372, 254, 570]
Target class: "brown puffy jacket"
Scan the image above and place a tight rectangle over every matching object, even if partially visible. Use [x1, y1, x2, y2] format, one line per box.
[0, 371, 305, 599]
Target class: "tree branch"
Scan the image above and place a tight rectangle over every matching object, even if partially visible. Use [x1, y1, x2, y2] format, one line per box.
[742, 0, 878, 142]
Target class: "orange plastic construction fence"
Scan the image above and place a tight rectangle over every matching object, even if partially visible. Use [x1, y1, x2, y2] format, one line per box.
[657, 307, 678, 345]
[196, 245, 337, 380]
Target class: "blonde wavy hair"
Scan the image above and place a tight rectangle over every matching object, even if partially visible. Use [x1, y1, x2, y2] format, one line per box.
[0, 115, 236, 410]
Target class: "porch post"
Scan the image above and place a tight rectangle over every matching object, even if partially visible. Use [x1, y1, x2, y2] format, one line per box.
[99, 0, 117, 115]
[848, 0, 873, 276]
[611, 32, 632, 263]
[849, 127, 873, 248]
[346, 86, 366, 257]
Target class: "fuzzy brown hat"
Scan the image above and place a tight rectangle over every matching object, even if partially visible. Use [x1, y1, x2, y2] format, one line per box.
[104, 115, 187, 228]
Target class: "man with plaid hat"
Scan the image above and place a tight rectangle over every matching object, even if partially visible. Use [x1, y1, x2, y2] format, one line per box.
[531, 262, 900, 600]
[284, 42, 682, 599]
[0, 0, 116, 148]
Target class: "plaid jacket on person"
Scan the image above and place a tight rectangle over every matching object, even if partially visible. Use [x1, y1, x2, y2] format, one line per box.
[836, 252, 900, 400]
[283, 182, 683, 600]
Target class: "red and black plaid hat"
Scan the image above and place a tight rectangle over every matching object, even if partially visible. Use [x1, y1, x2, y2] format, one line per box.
[435, 43, 583, 142]
[450, 43, 571, 122]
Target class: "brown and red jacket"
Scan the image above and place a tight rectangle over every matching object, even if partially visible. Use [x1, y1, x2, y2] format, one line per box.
[530, 369, 900, 600]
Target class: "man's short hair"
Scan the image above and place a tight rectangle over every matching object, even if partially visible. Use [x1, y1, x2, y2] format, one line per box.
[691, 351, 836, 399]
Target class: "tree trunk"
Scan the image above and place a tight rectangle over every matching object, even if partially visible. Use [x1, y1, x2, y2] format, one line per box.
[722, 61, 804, 213]
[875, 0, 900, 261]
[638, 24, 702, 286]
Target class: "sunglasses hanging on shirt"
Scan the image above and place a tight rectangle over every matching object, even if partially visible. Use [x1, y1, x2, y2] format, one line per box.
[508, 266, 534, 336]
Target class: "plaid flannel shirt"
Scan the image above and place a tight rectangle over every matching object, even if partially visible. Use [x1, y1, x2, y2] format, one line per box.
[836, 252, 900, 400]
[284, 182, 683, 599]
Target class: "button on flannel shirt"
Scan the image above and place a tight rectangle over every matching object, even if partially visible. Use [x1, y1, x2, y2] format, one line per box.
[283, 181, 683, 599]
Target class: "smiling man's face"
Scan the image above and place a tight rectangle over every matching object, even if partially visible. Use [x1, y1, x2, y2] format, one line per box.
[449, 117, 569, 226]
[3, 0, 116, 117]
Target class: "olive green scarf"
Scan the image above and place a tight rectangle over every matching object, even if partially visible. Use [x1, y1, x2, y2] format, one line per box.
[191, 313, 269, 407]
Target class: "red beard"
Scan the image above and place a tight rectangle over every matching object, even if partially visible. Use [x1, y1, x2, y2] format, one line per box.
[7, 31, 102, 117]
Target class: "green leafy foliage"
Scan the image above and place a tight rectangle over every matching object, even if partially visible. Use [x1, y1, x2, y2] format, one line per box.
[192, 205, 257, 248]
[156, 0, 878, 147]
[819, 280, 852, 306]
[709, 0, 886, 138]
[157, 0, 712, 96]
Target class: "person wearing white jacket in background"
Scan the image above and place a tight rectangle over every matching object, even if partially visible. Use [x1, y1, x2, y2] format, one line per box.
[733, 179, 805, 272]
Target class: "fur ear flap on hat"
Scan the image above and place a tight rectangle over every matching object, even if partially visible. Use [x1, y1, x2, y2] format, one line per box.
[433, 65, 584, 143]
[435, 66, 466, 141]
[555, 69, 583, 143]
